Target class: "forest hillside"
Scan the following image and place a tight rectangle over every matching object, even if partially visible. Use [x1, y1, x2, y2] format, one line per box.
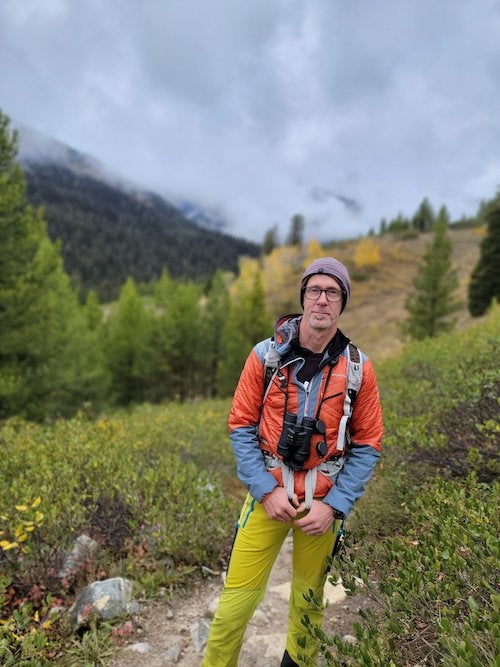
[23, 160, 260, 301]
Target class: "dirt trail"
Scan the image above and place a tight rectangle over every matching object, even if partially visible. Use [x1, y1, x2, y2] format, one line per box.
[108, 533, 373, 666]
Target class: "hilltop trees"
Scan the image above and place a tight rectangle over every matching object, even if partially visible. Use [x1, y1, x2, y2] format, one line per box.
[403, 208, 461, 340]
[262, 225, 279, 256]
[411, 197, 435, 232]
[286, 214, 305, 247]
[468, 195, 500, 316]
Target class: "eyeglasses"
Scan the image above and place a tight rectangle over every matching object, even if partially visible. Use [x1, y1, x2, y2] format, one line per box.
[303, 286, 344, 302]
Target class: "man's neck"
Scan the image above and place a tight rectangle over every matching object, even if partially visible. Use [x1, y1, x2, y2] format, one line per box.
[299, 323, 338, 353]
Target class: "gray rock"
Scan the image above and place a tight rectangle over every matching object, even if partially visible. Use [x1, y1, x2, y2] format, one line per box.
[190, 619, 210, 652]
[163, 641, 182, 663]
[70, 577, 137, 627]
[126, 642, 153, 654]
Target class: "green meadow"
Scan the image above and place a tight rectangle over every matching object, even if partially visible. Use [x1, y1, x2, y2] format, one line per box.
[1, 307, 499, 666]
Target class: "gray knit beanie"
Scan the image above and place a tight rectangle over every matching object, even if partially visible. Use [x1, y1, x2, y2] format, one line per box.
[300, 257, 351, 311]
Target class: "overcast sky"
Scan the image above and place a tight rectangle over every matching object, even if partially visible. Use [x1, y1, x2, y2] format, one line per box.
[1, 0, 499, 243]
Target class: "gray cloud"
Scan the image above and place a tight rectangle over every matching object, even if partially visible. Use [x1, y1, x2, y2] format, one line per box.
[1, 0, 499, 242]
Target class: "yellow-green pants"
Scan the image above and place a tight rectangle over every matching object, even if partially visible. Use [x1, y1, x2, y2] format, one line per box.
[201, 494, 335, 667]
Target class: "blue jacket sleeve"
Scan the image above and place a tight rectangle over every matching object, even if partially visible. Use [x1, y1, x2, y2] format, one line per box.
[323, 444, 380, 517]
[230, 425, 278, 501]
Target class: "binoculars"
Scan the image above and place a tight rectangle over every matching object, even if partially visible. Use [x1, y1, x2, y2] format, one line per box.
[277, 412, 318, 471]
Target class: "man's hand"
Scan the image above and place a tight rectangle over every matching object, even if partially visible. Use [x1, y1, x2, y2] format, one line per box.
[262, 487, 301, 522]
[294, 500, 334, 536]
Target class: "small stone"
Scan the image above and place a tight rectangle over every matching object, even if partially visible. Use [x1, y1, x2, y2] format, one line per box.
[342, 634, 357, 644]
[191, 619, 210, 652]
[164, 641, 182, 663]
[127, 642, 153, 654]
[323, 579, 347, 605]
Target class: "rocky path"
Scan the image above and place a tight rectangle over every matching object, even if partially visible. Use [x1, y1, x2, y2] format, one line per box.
[108, 533, 373, 666]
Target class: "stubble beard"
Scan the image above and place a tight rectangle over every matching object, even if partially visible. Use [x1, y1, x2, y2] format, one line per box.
[308, 312, 336, 330]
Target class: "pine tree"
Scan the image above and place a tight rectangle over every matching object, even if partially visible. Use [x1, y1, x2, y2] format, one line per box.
[105, 277, 151, 404]
[468, 195, 500, 317]
[0, 111, 97, 419]
[411, 197, 435, 232]
[403, 210, 461, 340]
[81, 290, 111, 407]
[201, 271, 231, 397]
[262, 225, 279, 256]
[150, 276, 203, 402]
[286, 214, 305, 247]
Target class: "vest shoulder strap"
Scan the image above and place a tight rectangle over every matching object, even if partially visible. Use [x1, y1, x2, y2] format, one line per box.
[263, 338, 281, 398]
[336, 343, 363, 452]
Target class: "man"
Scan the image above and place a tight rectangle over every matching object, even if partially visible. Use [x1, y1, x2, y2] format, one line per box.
[202, 257, 383, 666]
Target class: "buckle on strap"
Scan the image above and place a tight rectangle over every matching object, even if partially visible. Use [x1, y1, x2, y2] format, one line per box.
[318, 457, 345, 478]
[263, 454, 318, 510]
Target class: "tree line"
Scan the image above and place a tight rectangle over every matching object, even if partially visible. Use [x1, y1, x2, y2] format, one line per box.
[2, 110, 499, 421]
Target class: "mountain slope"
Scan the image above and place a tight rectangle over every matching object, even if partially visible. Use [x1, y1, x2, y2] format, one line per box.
[18, 128, 260, 301]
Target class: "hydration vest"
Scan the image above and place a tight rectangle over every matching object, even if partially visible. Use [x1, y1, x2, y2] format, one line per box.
[261, 338, 363, 507]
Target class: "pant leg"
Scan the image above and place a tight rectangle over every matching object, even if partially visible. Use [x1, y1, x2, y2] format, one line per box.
[284, 523, 335, 665]
[201, 494, 291, 667]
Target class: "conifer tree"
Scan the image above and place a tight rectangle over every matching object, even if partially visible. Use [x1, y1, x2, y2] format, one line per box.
[143, 270, 175, 402]
[403, 209, 461, 340]
[468, 195, 500, 317]
[286, 214, 305, 247]
[105, 277, 151, 404]
[81, 290, 111, 407]
[262, 225, 279, 256]
[0, 111, 97, 419]
[201, 271, 231, 397]
[411, 197, 435, 232]
[150, 275, 203, 402]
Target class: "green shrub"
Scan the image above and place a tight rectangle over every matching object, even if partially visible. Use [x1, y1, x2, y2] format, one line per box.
[304, 306, 500, 666]
[0, 398, 238, 662]
[319, 476, 498, 666]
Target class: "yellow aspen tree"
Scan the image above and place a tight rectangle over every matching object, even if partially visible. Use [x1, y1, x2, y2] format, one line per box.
[354, 237, 381, 269]
[303, 238, 325, 267]
[262, 245, 302, 316]
[230, 256, 261, 298]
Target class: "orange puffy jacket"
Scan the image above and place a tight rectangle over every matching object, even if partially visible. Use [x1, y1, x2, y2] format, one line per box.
[228, 315, 383, 514]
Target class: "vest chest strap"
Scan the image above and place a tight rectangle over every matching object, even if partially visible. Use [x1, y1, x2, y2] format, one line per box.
[263, 454, 345, 509]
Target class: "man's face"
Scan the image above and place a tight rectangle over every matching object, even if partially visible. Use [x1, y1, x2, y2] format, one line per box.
[302, 275, 343, 331]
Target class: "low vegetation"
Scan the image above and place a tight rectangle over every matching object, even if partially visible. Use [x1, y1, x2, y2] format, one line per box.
[1, 307, 498, 665]
[0, 401, 239, 664]
[301, 304, 499, 666]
